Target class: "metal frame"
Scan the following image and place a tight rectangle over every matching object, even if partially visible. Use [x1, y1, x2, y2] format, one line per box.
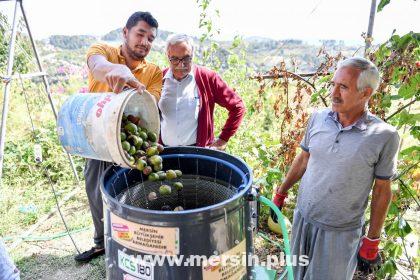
[0, 0, 79, 182]
[365, 0, 377, 57]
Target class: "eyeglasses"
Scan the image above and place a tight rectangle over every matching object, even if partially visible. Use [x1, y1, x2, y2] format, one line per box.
[169, 56, 192, 65]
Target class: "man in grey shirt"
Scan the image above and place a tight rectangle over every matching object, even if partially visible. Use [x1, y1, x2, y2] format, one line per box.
[272, 57, 399, 279]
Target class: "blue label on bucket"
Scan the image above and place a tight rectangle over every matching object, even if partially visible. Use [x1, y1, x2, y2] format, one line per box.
[57, 93, 110, 159]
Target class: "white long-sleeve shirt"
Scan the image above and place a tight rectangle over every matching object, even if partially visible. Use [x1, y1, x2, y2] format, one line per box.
[158, 68, 200, 146]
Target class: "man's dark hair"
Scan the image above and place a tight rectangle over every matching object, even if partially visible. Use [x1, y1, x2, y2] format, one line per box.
[125, 11, 158, 30]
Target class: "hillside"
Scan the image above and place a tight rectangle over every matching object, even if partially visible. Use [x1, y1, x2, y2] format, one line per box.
[46, 29, 364, 73]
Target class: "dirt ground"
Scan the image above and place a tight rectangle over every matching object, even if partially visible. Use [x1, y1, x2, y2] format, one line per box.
[6, 197, 418, 280]
[6, 186, 106, 280]
[11, 226, 106, 280]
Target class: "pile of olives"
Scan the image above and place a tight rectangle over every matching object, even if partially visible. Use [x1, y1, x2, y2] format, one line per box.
[120, 114, 184, 203]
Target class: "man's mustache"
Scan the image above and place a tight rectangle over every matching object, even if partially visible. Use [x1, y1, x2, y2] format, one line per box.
[135, 45, 147, 51]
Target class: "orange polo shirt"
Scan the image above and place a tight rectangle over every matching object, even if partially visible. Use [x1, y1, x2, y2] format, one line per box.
[86, 43, 162, 99]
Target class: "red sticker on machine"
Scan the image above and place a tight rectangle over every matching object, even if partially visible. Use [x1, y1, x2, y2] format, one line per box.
[112, 223, 132, 241]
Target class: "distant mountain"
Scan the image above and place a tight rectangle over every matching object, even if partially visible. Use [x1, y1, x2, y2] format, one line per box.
[49, 35, 97, 50]
[101, 28, 122, 42]
[101, 28, 173, 43]
[244, 36, 279, 43]
[46, 29, 364, 72]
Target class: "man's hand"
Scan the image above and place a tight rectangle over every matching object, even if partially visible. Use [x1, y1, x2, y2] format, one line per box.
[88, 55, 146, 94]
[104, 65, 145, 94]
[356, 178, 391, 273]
[270, 192, 287, 223]
[209, 138, 227, 151]
[357, 236, 381, 273]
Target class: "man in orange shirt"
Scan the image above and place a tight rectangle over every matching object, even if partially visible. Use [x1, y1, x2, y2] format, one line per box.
[75, 11, 162, 263]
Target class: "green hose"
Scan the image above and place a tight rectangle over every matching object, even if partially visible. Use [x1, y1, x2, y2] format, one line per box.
[257, 231, 284, 251]
[259, 195, 294, 280]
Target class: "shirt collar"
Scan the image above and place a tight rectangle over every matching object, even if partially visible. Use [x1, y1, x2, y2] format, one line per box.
[326, 110, 373, 131]
[164, 66, 195, 81]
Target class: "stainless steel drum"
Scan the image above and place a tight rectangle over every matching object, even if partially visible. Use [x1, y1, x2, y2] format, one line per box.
[100, 147, 257, 280]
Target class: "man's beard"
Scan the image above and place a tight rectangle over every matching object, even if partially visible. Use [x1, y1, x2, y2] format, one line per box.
[126, 44, 147, 60]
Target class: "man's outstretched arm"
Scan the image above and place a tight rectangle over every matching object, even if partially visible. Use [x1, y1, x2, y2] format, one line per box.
[357, 178, 392, 272]
[88, 55, 145, 94]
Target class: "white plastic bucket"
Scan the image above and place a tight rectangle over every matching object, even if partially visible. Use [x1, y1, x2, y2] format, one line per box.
[57, 89, 159, 168]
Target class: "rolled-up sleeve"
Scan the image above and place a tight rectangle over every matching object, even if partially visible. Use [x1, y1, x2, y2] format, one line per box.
[213, 73, 246, 142]
[374, 131, 400, 180]
[300, 113, 316, 152]
[86, 43, 109, 62]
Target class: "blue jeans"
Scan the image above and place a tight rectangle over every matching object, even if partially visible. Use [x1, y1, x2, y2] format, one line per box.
[0, 239, 20, 280]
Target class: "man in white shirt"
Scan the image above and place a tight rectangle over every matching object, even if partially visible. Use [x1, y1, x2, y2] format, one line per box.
[159, 34, 245, 149]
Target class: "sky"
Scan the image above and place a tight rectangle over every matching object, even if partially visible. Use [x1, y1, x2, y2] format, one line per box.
[0, 0, 418, 45]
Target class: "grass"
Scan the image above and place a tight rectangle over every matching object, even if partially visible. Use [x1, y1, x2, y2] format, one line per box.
[15, 248, 106, 280]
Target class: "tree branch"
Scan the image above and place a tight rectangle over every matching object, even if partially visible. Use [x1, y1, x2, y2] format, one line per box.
[399, 232, 415, 279]
[249, 71, 330, 91]
[319, 93, 329, 107]
[385, 98, 418, 121]
[398, 178, 420, 208]
[250, 71, 331, 107]
[393, 162, 419, 181]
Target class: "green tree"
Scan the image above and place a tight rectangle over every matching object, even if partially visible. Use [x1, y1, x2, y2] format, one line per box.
[0, 12, 33, 74]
